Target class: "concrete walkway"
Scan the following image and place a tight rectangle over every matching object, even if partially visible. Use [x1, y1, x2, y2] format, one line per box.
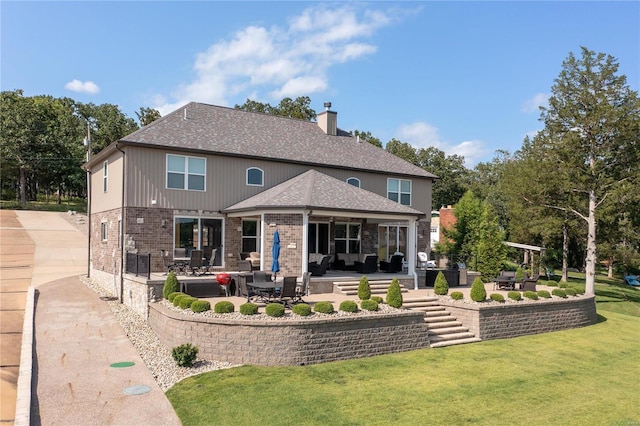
[0, 211, 180, 425]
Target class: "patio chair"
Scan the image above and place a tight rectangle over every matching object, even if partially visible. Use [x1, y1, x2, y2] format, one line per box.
[238, 259, 252, 272]
[237, 275, 257, 302]
[417, 252, 429, 269]
[174, 247, 186, 258]
[355, 255, 378, 274]
[380, 254, 403, 273]
[161, 250, 177, 275]
[309, 255, 330, 276]
[202, 249, 218, 275]
[277, 276, 298, 307]
[186, 249, 204, 276]
[295, 272, 310, 304]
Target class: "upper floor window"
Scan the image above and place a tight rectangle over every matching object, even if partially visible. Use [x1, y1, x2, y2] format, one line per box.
[346, 177, 360, 188]
[246, 167, 264, 186]
[167, 154, 206, 191]
[103, 161, 108, 192]
[387, 178, 412, 206]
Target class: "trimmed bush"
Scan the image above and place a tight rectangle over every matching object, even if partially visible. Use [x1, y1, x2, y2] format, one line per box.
[507, 291, 522, 301]
[386, 278, 403, 308]
[450, 291, 464, 301]
[358, 276, 371, 301]
[173, 294, 188, 307]
[537, 290, 551, 298]
[361, 299, 379, 311]
[172, 343, 198, 367]
[434, 271, 449, 296]
[564, 288, 577, 296]
[313, 301, 334, 314]
[339, 300, 359, 313]
[571, 286, 585, 295]
[470, 277, 487, 302]
[163, 272, 180, 299]
[178, 296, 197, 309]
[292, 303, 312, 316]
[545, 280, 558, 287]
[558, 282, 568, 288]
[265, 303, 285, 317]
[490, 293, 505, 303]
[214, 301, 235, 313]
[239, 303, 258, 315]
[523, 291, 538, 300]
[168, 292, 184, 303]
[190, 300, 211, 313]
[371, 296, 384, 304]
[552, 288, 567, 298]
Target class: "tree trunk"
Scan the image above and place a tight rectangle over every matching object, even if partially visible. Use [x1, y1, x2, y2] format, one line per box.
[562, 223, 568, 282]
[607, 260, 613, 278]
[19, 167, 26, 207]
[585, 189, 597, 295]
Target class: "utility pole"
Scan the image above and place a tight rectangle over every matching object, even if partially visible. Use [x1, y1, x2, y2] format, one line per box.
[84, 123, 92, 278]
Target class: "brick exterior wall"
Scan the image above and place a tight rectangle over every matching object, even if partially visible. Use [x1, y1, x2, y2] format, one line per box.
[264, 213, 303, 276]
[124, 207, 174, 272]
[439, 296, 597, 340]
[438, 206, 456, 244]
[149, 303, 431, 366]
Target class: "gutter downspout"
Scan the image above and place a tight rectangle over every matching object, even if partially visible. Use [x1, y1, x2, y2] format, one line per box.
[115, 142, 126, 303]
[85, 125, 92, 278]
[408, 218, 419, 290]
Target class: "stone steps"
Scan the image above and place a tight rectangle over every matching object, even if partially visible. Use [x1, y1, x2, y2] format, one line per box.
[334, 281, 409, 295]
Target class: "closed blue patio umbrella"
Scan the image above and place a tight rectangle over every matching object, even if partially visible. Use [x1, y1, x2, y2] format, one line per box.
[271, 230, 280, 279]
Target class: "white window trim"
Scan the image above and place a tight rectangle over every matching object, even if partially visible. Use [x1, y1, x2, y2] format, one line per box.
[103, 161, 108, 192]
[241, 219, 261, 253]
[335, 222, 361, 254]
[100, 220, 108, 241]
[166, 154, 206, 191]
[246, 167, 264, 187]
[387, 178, 412, 206]
[346, 177, 360, 188]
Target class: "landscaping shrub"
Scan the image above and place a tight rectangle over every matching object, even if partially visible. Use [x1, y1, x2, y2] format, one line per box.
[507, 291, 522, 301]
[358, 276, 371, 300]
[523, 291, 538, 300]
[292, 303, 312, 316]
[558, 282, 568, 288]
[168, 292, 184, 303]
[371, 296, 384, 304]
[313, 301, 334, 314]
[191, 300, 211, 313]
[361, 299, 378, 311]
[339, 300, 359, 313]
[545, 280, 558, 287]
[239, 303, 258, 315]
[450, 291, 464, 301]
[470, 277, 487, 302]
[552, 288, 567, 298]
[163, 272, 180, 299]
[173, 294, 188, 307]
[434, 271, 449, 296]
[172, 343, 198, 367]
[490, 293, 505, 303]
[178, 296, 197, 309]
[265, 303, 285, 317]
[537, 290, 551, 298]
[386, 278, 403, 308]
[564, 288, 577, 296]
[515, 266, 525, 282]
[214, 301, 235, 313]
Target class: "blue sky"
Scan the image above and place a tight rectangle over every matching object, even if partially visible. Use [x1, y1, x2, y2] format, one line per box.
[2, 1, 638, 166]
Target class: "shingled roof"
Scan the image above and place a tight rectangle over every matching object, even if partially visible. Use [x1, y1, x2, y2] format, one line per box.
[223, 169, 425, 218]
[120, 102, 436, 179]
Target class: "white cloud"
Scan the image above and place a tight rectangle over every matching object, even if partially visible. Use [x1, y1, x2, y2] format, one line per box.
[155, 4, 399, 115]
[521, 93, 549, 113]
[64, 79, 100, 95]
[396, 121, 489, 167]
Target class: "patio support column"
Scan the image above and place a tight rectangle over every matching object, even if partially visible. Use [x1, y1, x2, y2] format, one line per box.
[302, 211, 309, 274]
[407, 218, 418, 290]
[260, 213, 266, 271]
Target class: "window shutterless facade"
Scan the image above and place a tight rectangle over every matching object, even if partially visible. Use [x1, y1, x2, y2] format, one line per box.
[166, 154, 206, 191]
[246, 167, 264, 186]
[103, 161, 108, 192]
[174, 217, 223, 265]
[101, 221, 108, 241]
[334, 223, 361, 253]
[346, 177, 360, 188]
[387, 178, 412, 206]
[242, 219, 260, 253]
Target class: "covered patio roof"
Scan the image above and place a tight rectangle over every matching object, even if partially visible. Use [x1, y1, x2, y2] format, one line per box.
[223, 169, 426, 221]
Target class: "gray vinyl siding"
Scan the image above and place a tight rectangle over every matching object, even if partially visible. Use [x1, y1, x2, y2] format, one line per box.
[91, 151, 123, 213]
[124, 146, 432, 213]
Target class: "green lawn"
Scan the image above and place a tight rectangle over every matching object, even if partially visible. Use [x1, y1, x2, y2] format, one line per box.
[167, 277, 640, 425]
[0, 198, 87, 213]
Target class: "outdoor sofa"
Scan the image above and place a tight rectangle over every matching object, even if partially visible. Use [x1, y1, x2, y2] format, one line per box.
[334, 253, 377, 271]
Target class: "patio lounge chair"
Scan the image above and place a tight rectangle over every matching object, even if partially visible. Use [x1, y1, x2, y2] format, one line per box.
[380, 255, 403, 273]
[186, 249, 204, 276]
[355, 254, 378, 274]
[625, 275, 639, 286]
[295, 272, 310, 304]
[309, 255, 330, 276]
[201, 249, 218, 275]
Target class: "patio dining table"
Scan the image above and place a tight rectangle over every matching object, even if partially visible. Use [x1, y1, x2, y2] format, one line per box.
[248, 279, 282, 303]
[494, 277, 516, 290]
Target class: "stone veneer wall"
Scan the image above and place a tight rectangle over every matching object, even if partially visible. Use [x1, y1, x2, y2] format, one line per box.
[91, 208, 122, 273]
[149, 304, 430, 366]
[439, 296, 597, 340]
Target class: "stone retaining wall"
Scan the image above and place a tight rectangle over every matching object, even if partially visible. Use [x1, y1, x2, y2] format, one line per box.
[149, 304, 431, 366]
[439, 296, 597, 340]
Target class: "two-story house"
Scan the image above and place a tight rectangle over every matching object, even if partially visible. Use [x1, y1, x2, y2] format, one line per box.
[85, 102, 437, 297]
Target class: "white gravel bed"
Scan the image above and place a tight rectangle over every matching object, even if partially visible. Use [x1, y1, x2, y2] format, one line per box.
[82, 276, 240, 391]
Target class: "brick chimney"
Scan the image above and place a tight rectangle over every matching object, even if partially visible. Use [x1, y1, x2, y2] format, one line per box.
[317, 102, 337, 136]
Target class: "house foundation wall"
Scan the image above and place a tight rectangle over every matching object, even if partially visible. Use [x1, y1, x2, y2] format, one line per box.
[149, 303, 431, 366]
[439, 296, 597, 340]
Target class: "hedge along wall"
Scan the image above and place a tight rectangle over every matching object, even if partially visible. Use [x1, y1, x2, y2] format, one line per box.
[438, 296, 597, 340]
[148, 303, 431, 366]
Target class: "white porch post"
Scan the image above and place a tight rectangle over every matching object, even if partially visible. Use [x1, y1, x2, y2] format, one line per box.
[302, 211, 309, 274]
[260, 213, 266, 271]
[408, 218, 418, 289]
